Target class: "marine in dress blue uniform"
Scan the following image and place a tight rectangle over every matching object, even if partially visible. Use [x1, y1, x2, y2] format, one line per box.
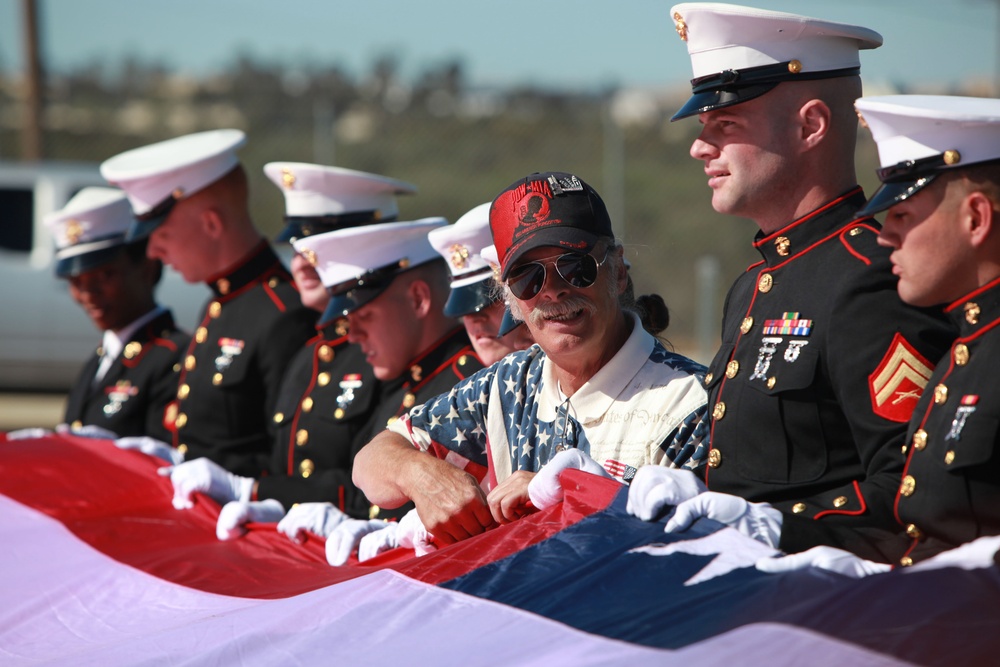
[299, 218, 484, 519]
[666, 4, 956, 555]
[101, 130, 317, 477]
[853, 95, 1000, 565]
[46, 187, 189, 442]
[257, 162, 417, 516]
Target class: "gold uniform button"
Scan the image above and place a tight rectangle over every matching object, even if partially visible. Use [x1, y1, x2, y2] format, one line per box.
[302, 396, 314, 412]
[318, 345, 333, 363]
[184, 355, 197, 371]
[704, 372, 713, 386]
[165, 404, 178, 423]
[906, 524, 923, 539]
[369, 505, 381, 520]
[195, 326, 208, 344]
[172, 363, 181, 372]
[725, 360, 739, 379]
[403, 393, 416, 409]
[178, 444, 188, 456]
[217, 278, 230, 295]
[317, 372, 331, 386]
[792, 502, 807, 514]
[965, 301, 980, 325]
[212, 373, 223, 385]
[766, 377, 776, 390]
[740, 316, 754, 334]
[901, 444, 908, 455]
[849, 226, 863, 237]
[933, 384, 948, 405]
[334, 408, 345, 419]
[912, 429, 928, 451]
[787, 59, 802, 74]
[900, 475, 916, 497]
[71, 420, 83, 430]
[458, 354, 468, 366]
[296, 429, 309, 446]
[954, 343, 970, 366]
[177, 384, 190, 400]
[175, 413, 188, 429]
[757, 273, 773, 293]
[386, 416, 398, 426]
[268, 277, 280, 289]
[900, 556, 913, 567]
[273, 412, 284, 423]
[774, 236, 790, 256]
[299, 459, 315, 478]
[123, 342, 142, 359]
[707, 449, 722, 468]
[712, 401, 726, 420]
[833, 496, 848, 508]
[209, 301, 222, 319]
[945, 450, 956, 465]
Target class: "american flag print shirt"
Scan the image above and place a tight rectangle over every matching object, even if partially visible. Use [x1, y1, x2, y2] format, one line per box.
[390, 314, 711, 488]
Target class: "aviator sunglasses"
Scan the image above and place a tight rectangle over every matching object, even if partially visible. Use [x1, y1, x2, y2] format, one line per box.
[506, 247, 610, 300]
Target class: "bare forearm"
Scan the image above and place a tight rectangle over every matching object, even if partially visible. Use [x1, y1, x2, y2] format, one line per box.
[352, 430, 426, 509]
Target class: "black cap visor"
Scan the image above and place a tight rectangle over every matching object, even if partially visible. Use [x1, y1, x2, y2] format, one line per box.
[856, 177, 936, 218]
[497, 305, 524, 337]
[125, 194, 179, 242]
[444, 279, 498, 318]
[672, 63, 861, 121]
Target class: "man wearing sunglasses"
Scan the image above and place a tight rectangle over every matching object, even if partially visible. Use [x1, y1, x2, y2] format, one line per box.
[628, 5, 956, 560]
[353, 171, 710, 546]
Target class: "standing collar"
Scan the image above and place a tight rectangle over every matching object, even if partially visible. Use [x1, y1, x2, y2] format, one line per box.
[753, 188, 868, 266]
[944, 274, 1000, 338]
[205, 240, 285, 297]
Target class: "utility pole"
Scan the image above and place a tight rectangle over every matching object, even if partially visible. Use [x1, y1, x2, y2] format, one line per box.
[21, 0, 44, 160]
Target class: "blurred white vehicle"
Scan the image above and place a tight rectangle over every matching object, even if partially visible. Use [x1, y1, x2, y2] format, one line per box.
[0, 161, 208, 391]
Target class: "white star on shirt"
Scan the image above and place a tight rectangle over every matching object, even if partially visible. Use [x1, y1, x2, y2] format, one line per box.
[452, 429, 468, 447]
[427, 413, 442, 429]
[471, 423, 485, 440]
[536, 431, 551, 448]
[446, 405, 460, 422]
[504, 377, 518, 396]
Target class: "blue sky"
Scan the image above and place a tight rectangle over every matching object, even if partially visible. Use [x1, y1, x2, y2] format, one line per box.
[0, 0, 996, 91]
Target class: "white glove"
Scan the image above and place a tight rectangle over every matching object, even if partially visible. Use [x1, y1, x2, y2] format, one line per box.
[528, 449, 613, 510]
[756, 546, 891, 578]
[216, 499, 286, 541]
[157, 457, 254, 509]
[626, 466, 707, 521]
[6, 428, 53, 441]
[908, 535, 1000, 573]
[116, 436, 184, 465]
[276, 502, 349, 544]
[358, 523, 400, 562]
[396, 508, 438, 557]
[56, 423, 119, 439]
[325, 519, 390, 566]
[666, 491, 783, 549]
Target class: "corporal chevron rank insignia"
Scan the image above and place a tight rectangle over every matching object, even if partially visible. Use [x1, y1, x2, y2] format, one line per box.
[868, 333, 934, 423]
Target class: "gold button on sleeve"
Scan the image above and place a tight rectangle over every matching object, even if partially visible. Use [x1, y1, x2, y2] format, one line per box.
[833, 496, 847, 508]
[708, 449, 722, 468]
[296, 429, 309, 446]
[792, 502, 806, 514]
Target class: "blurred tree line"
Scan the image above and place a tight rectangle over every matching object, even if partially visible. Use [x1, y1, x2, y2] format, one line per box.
[0, 54, 883, 362]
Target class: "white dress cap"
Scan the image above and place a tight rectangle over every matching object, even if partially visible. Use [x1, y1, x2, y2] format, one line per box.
[293, 217, 448, 320]
[44, 187, 133, 252]
[294, 217, 447, 289]
[671, 3, 882, 79]
[428, 202, 493, 289]
[857, 95, 1000, 170]
[100, 129, 247, 218]
[855, 95, 1000, 216]
[668, 3, 881, 120]
[264, 161, 416, 223]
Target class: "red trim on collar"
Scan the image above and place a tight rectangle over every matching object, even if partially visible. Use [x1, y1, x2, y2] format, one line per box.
[944, 273, 1000, 314]
[755, 187, 864, 246]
